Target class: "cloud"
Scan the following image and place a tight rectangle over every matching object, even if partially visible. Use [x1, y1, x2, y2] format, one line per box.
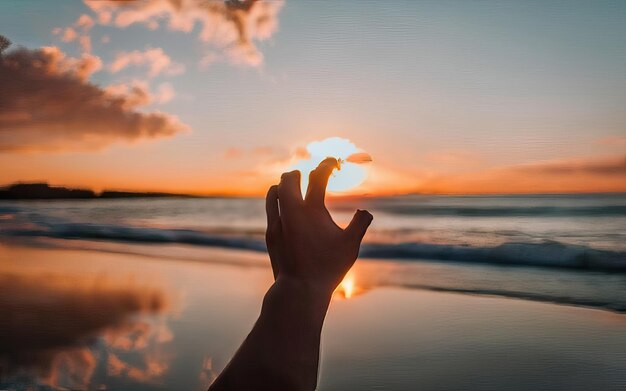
[53, 14, 95, 54]
[56, 26, 78, 42]
[418, 154, 626, 194]
[106, 80, 176, 107]
[0, 44, 189, 152]
[84, 0, 284, 66]
[155, 82, 175, 103]
[110, 47, 185, 77]
[105, 80, 153, 108]
[76, 14, 95, 30]
[514, 154, 626, 175]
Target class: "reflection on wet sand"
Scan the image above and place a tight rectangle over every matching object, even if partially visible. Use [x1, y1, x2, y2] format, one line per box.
[198, 356, 217, 386]
[334, 272, 369, 300]
[0, 270, 173, 390]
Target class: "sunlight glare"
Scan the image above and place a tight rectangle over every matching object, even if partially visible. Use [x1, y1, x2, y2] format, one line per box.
[291, 137, 371, 194]
[337, 272, 355, 299]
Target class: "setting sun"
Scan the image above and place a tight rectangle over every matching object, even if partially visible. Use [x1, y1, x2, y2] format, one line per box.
[291, 137, 372, 194]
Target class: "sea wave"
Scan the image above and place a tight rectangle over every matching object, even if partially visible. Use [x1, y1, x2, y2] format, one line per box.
[332, 202, 626, 217]
[359, 241, 625, 271]
[3, 219, 624, 271]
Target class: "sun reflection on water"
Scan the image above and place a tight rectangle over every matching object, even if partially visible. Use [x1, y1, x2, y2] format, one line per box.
[336, 272, 356, 299]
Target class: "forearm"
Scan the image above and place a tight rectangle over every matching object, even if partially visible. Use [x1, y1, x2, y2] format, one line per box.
[209, 277, 333, 391]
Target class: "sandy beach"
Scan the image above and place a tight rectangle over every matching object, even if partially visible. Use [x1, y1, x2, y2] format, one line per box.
[1, 241, 624, 391]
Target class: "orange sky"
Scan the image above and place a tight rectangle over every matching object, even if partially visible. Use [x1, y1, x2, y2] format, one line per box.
[1, 1, 625, 196]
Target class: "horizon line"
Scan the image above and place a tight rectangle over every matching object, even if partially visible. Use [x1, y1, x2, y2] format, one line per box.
[1, 181, 625, 199]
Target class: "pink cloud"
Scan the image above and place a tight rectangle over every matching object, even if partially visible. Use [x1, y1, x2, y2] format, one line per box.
[59, 27, 78, 42]
[110, 48, 185, 77]
[105, 80, 154, 109]
[76, 14, 95, 30]
[53, 14, 96, 54]
[105, 81, 176, 107]
[154, 82, 175, 103]
[84, 0, 284, 66]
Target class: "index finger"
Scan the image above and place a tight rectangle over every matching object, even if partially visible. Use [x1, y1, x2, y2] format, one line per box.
[305, 157, 338, 207]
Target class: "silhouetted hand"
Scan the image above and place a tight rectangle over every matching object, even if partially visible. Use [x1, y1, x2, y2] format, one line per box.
[265, 157, 373, 293]
[209, 158, 373, 391]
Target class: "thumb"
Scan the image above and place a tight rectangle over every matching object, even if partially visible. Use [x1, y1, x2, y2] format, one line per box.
[345, 209, 373, 243]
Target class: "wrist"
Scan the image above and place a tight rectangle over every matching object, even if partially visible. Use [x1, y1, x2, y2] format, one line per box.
[273, 276, 335, 301]
[262, 276, 334, 319]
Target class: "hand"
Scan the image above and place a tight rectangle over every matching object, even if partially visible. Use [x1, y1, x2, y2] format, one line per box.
[209, 158, 371, 391]
[265, 157, 373, 294]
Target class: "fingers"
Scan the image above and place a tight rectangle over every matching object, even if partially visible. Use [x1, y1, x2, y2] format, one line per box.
[345, 209, 373, 243]
[265, 185, 280, 227]
[278, 170, 303, 208]
[305, 157, 338, 207]
[265, 185, 281, 280]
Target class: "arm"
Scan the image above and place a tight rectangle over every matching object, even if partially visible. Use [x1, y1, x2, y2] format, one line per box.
[208, 158, 373, 391]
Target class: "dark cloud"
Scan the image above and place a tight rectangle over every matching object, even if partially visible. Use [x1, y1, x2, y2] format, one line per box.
[0, 44, 189, 152]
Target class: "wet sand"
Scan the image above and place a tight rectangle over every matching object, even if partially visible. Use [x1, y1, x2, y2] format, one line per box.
[1, 242, 625, 390]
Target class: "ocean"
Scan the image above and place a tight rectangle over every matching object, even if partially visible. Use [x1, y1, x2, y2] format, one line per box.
[1, 193, 625, 312]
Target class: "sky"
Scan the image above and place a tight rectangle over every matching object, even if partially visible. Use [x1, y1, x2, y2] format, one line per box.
[0, 0, 624, 195]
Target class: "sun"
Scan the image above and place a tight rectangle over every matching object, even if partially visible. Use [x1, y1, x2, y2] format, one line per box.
[291, 137, 371, 193]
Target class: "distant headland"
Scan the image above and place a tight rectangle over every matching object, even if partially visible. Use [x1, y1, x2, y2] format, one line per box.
[0, 183, 194, 200]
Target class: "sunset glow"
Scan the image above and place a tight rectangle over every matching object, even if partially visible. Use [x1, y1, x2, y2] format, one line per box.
[292, 137, 371, 194]
[0, 1, 624, 195]
[1, 3, 625, 389]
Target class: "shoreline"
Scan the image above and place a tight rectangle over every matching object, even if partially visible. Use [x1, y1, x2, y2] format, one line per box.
[3, 238, 625, 314]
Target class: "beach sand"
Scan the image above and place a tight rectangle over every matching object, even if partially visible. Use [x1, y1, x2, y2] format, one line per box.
[1, 241, 625, 390]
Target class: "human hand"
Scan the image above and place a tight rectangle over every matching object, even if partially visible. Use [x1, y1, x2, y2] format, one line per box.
[265, 157, 373, 294]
